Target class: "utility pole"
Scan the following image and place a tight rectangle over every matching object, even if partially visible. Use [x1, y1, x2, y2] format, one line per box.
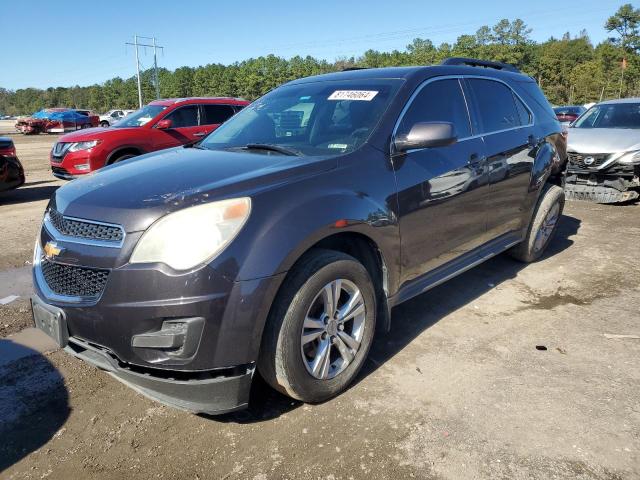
[125, 35, 164, 108]
[152, 37, 160, 100]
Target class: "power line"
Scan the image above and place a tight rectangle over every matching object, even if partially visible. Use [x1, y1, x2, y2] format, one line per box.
[125, 35, 164, 108]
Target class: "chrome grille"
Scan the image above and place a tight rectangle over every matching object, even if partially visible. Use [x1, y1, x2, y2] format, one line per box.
[52, 142, 72, 158]
[40, 259, 109, 298]
[48, 209, 124, 242]
[567, 152, 610, 169]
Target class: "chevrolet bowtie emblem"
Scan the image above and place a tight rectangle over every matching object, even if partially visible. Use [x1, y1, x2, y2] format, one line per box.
[44, 241, 63, 260]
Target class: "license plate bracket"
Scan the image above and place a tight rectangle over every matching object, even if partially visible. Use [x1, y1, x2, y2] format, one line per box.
[31, 296, 68, 348]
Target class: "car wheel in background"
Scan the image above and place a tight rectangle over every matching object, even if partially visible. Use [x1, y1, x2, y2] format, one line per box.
[110, 153, 137, 164]
[509, 184, 565, 263]
[100, 121, 109, 128]
[258, 249, 376, 403]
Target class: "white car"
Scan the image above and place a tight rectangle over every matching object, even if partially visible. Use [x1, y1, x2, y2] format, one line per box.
[99, 109, 134, 128]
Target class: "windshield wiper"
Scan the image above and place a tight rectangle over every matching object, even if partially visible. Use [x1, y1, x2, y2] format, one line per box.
[244, 143, 303, 156]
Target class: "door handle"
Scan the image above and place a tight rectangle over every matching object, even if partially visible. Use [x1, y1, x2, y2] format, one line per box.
[193, 132, 207, 137]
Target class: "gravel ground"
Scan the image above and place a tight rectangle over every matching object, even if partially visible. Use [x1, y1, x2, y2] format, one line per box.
[1, 134, 638, 479]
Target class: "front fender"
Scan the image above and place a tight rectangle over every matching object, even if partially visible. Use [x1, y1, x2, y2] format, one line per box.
[242, 188, 397, 281]
[529, 140, 556, 194]
[211, 149, 400, 290]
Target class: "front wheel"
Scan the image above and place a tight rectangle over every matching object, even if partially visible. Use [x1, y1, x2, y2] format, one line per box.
[509, 183, 565, 263]
[109, 153, 136, 164]
[258, 250, 376, 403]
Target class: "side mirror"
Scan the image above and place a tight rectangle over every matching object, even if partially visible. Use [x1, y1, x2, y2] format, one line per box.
[156, 119, 173, 130]
[394, 122, 457, 152]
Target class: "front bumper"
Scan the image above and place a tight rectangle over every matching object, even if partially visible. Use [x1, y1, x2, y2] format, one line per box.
[51, 166, 78, 180]
[566, 162, 640, 203]
[50, 148, 99, 178]
[65, 335, 254, 414]
[32, 217, 287, 413]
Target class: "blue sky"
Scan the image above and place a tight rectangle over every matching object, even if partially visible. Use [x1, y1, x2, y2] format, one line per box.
[1, 0, 623, 90]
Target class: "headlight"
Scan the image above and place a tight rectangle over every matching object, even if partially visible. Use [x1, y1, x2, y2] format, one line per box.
[130, 198, 251, 271]
[68, 140, 99, 152]
[618, 150, 640, 165]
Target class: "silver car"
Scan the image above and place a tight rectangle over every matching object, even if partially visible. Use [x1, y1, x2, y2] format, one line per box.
[566, 98, 640, 203]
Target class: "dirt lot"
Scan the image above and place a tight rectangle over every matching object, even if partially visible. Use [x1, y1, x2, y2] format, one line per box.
[1, 134, 639, 479]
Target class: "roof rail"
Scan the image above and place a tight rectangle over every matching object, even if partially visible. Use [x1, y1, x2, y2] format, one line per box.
[341, 66, 369, 72]
[441, 57, 520, 74]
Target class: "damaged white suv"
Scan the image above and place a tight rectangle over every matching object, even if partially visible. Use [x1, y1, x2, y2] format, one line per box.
[565, 98, 640, 203]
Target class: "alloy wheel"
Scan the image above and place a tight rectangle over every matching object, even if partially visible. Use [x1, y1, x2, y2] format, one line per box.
[534, 202, 560, 252]
[300, 279, 366, 380]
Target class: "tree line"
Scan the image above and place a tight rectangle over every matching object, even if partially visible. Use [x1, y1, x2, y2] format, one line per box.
[1, 4, 639, 116]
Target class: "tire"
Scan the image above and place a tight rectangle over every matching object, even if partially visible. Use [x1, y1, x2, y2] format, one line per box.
[100, 121, 109, 128]
[109, 153, 136, 164]
[258, 249, 377, 403]
[509, 183, 565, 263]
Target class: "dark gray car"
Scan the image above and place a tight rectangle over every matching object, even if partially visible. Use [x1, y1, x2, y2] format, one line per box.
[32, 58, 567, 414]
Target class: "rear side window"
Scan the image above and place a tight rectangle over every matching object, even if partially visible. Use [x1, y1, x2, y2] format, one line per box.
[515, 80, 557, 123]
[165, 106, 199, 128]
[397, 79, 471, 138]
[513, 94, 531, 125]
[201, 105, 236, 125]
[466, 79, 522, 133]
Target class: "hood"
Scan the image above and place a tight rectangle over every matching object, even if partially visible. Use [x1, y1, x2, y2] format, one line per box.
[567, 128, 640, 154]
[58, 126, 138, 142]
[53, 147, 336, 232]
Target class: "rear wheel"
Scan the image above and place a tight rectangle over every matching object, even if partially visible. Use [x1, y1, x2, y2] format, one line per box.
[258, 250, 376, 402]
[509, 184, 564, 263]
[100, 121, 109, 128]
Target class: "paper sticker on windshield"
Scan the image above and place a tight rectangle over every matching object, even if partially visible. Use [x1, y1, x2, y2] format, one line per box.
[328, 90, 378, 101]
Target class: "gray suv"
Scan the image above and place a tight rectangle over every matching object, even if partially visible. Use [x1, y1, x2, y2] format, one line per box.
[32, 58, 567, 414]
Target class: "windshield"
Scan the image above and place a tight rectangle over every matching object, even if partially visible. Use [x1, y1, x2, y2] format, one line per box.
[200, 79, 403, 156]
[573, 103, 640, 129]
[113, 105, 167, 127]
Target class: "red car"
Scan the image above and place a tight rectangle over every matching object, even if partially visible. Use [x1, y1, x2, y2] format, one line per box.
[553, 105, 586, 125]
[0, 137, 25, 193]
[50, 97, 248, 179]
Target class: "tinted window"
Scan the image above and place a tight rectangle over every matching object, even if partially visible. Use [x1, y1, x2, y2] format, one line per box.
[165, 106, 199, 128]
[201, 104, 235, 125]
[467, 79, 521, 133]
[514, 80, 557, 123]
[397, 79, 471, 138]
[513, 94, 531, 125]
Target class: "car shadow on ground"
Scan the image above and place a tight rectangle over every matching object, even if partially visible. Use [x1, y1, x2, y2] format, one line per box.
[215, 214, 581, 424]
[0, 341, 69, 471]
[0, 183, 58, 205]
[360, 213, 581, 384]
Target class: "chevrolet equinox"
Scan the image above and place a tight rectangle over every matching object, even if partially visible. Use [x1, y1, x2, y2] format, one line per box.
[32, 58, 567, 414]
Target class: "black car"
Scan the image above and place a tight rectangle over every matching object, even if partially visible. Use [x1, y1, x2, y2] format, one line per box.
[0, 137, 25, 193]
[32, 58, 567, 414]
